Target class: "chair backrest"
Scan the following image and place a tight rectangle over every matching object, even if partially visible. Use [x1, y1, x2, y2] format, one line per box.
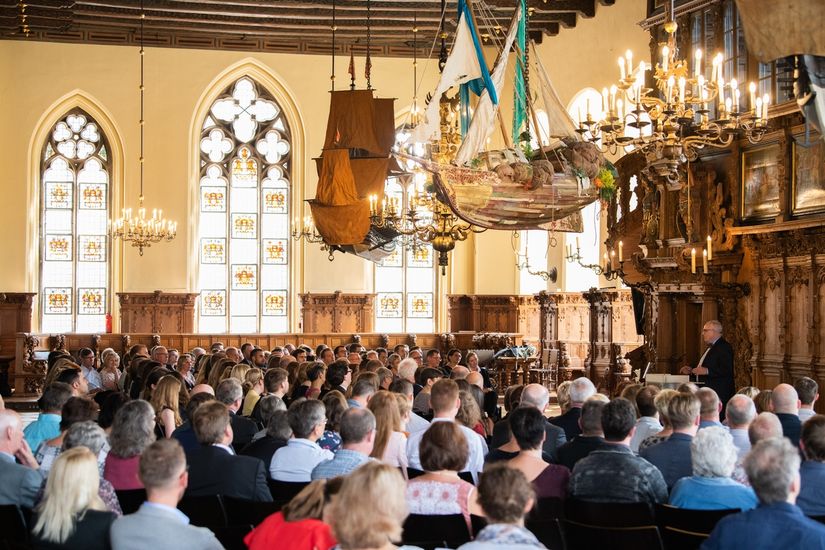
[457, 471, 475, 485]
[177, 494, 228, 528]
[811, 515, 825, 525]
[406, 467, 426, 480]
[211, 524, 253, 550]
[470, 514, 488, 537]
[565, 498, 655, 527]
[115, 489, 147, 515]
[402, 513, 472, 550]
[222, 496, 282, 527]
[0, 504, 29, 545]
[530, 497, 565, 520]
[655, 504, 740, 550]
[560, 518, 664, 550]
[267, 480, 309, 504]
[525, 516, 564, 550]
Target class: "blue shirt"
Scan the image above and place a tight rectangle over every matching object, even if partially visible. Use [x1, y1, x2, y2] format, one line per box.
[640, 432, 694, 490]
[798, 461, 825, 516]
[141, 501, 190, 525]
[23, 413, 61, 452]
[670, 476, 758, 511]
[702, 502, 825, 550]
[310, 449, 371, 480]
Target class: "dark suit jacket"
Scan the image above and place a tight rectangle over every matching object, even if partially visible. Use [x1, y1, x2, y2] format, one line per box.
[549, 407, 582, 441]
[491, 416, 567, 463]
[777, 413, 802, 447]
[32, 509, 116, 550]
[639, 432, 694, 490]
[229, 410, 258, 451]
[556, 435, 612, 471]
[239, 436, 288, 478]
[171, 422, 199, 454]
[185, 445, 272, 502]
[699, 337, 735, 406]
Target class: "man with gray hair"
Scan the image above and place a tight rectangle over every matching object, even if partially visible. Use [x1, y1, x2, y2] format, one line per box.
[773, 383, 802, 447]
[490, 383, 566, 463]
[557, 397, 612, 470]
[697, 387, 726, 430]
[680, 319, 735, 415]
[0, 409, 43, 507]
[795, 377, 819, 424]
[704, 438, 825, 549]
[726, 394, 757, 459]
[270, 400, 333, 482]
[240, 410, 291, 476]
[311, 408, 376, 480]
[398, 358, 421, 396]
[216, 378, 257, 450]
[550, 377, 596, 440]
[669, 427, 757, 511]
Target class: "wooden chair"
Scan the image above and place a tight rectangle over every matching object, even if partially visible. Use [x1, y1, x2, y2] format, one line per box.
[564, 499, 655, 527]
[655, 504, 740, 550]
[267, 480, 309, 506]
[222, 496, 281, 527]
[178, 495, 227, 528]
[560, 518, 664, 550]
[115, 489, 147, 515]
[470, 514, 488, 537]
[402, 513, 472, 550]
[0, 504, 30, 547]
[210, 524, 253, 550]
[525, 497, 565, 549]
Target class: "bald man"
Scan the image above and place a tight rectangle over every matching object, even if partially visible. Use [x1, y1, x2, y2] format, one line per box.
[466, 372, 484, 389]
[191, 384, 215, 396]
[490, 383, 567, 463]
[773, 383, 802, 447]
[0, 410, 44, 507]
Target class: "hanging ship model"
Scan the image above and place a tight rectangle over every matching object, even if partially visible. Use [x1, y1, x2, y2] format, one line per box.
[403, 0, 616, 234]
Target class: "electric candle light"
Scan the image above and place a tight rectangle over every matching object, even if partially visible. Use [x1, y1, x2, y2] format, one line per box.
[694, 49, 702, 78]
[707, 235, 713, 260]
[691, 248, 696, 274]
[618, 241, 624, 262]
[667, 76, 675, 104]
[603, 252, 609, 268]
[602, 88, 609, 113]
[609, 85, 617, 114]
[610, 250, 616, 270]
[625, 50, 633, 75]
[703, 249, 708, 273]
[749, 82, 757, 112]
[731, 79, 739, 112]
[619, 57, 626, 80]
[756, 97, 763, 121]
[678, 77, 686, 106]
[576, 237, 580, 250]
[662, 45, 669, 73]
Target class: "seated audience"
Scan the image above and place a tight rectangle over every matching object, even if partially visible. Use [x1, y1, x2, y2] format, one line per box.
[175, 353, 196, 390]
[450, 366, 470, 380]
[376, 366, 394, 390]
[250, 394, 287, 442]
[797, 415, 825, 516]
[704, 438, 825, 549]
[216, 378, 257, 450]
[754, 389, 774, 414]
[458, 464, 544, 550]
[240, 410, 291, 474]
[726, 394, 757, 459]
[245, 478, 342, 550]
[773, 383, 802, 447]
[629, 385, 662, 453]
[795, 377, 819, 424]
[507, 406, 570, 499]
[251, 367, 290, 425]
[737, 386, 760, 399]
[270, 399, 334, 481]
[171, 392, 214, 453]
[368, 391, 408, 474]
[151, 375, 183, 439]
[98, 392, 129, 434]
[318, 390, 348, 451]
[412, 367, 443, 415]
[669, 426, 757, 510]
[60, 421, 120, 514]
[100, 351, 122, 392]
[549, 377, 596, 440]
[407, 379, 487, 482]
[303, 363, 327, 400]
[329, 462, 413, 550]
[569, 398, 667, 506]
[104, 400, 156, 490]
[185, 401, 271, 502]
[638, 389, 678, 452]
[733, 412, 784, 486]
[697, 387, 726, 430]
[78, 348, 103, 393]
[407, 421, 481, 531]
[25, 382, 72, 452]
[491, 384, 566, 464]
[323, 360, 351, 397]
[0, 409, 44, 508]
[397, 358, 421, 396]
[110, 439, 223, 550]
[557, 397, 611, 470]
[641, 391, 701, 490]
[31, 447, 116, 550]
[619, 383, 644, 413]
[389, 379, 430, 434]
[312, 408, 376, 480]
[348, 376, 377, 409]
[36, 396, 99, 476]
[457, 389, 487, 438]
[241, 367, 265, 416]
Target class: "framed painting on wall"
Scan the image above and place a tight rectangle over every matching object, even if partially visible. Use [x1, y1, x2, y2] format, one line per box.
[792, 137, 825, 215]
[741, 144, 781, 221]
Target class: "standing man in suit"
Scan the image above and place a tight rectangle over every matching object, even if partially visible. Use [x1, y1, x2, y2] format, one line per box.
[681, 320, 735, 411]
[110, 439, 223, 549]
[0, 409, 44, 508]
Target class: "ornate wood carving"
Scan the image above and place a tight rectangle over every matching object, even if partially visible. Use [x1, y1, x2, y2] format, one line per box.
[118, 292, 197, 333]
[299, 292, 375, 334]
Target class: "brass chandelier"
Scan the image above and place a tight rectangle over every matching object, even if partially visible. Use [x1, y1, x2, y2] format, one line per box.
[576, 4, 769, 183]
[110, 0, 176, 255]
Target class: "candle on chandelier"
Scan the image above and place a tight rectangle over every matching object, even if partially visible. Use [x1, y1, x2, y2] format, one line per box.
[619, 57, 626, 80]
[602, 88, 608, 115]
[755, 97, 763, 121]
[617, 98, 624, 122]
[691, 248, 697, 274]
[763, 94, 770, 118]
[703, 249, 708, 273]
[603, 252, 609, 269]
[576, 237, 580, 250]
[625, 49, 633, 75]
[661, 45, 669, 73]
[618, 241, 624, 262]
[731, 79, 739, 112]
[666, 76, 675, 105]
[609, 85, 617, 115]
[694, 49, 702, 78]
[707, 235, 713, 261]
[678, 77, 686, 106]
[610, 250, 616, 270]
[718, 76, 726, 109]
[749, 82, 757, 113]
[725, 97, 732, 118]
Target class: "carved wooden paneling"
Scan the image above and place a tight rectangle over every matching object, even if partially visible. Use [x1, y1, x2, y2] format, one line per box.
[447, 295, 540, 339]
[0, 293, 35, 359]
[299, 292, 374, 334]
[118, 292, 198, 333]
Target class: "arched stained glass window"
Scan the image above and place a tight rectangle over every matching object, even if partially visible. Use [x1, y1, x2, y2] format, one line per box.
[40, 110, 111, 333]
[197, 77, 292, 333]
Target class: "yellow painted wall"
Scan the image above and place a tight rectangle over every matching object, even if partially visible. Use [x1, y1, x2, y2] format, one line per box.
[0, 1, 651, 329]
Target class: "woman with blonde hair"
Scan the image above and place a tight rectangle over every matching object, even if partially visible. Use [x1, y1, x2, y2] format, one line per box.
[31, 447, 117, 549]
[368, 391, 408, 476]
[244, 478, 343, 550]
[229, 363, 251, 385]
[194, 353, 214, 385]
[99, 351, 121, 392]
[329, 462, 418, 550]
[243, 367, 265, 416]
[394, 392, 412, 433]
[457, 390, 486, 438]
[151, 376, 182, 439]
[206, 356, 233, 389]
[638, 388, 679, 452]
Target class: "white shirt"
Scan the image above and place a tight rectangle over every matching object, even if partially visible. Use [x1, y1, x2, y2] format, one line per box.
[270, 438, 333, 482]
[407, 412, 430, 434]
[629, 416, 662, 453]
[406, 418, 488, 483]
[799, 408, 817, 424]
[81, 365, 103, 390]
